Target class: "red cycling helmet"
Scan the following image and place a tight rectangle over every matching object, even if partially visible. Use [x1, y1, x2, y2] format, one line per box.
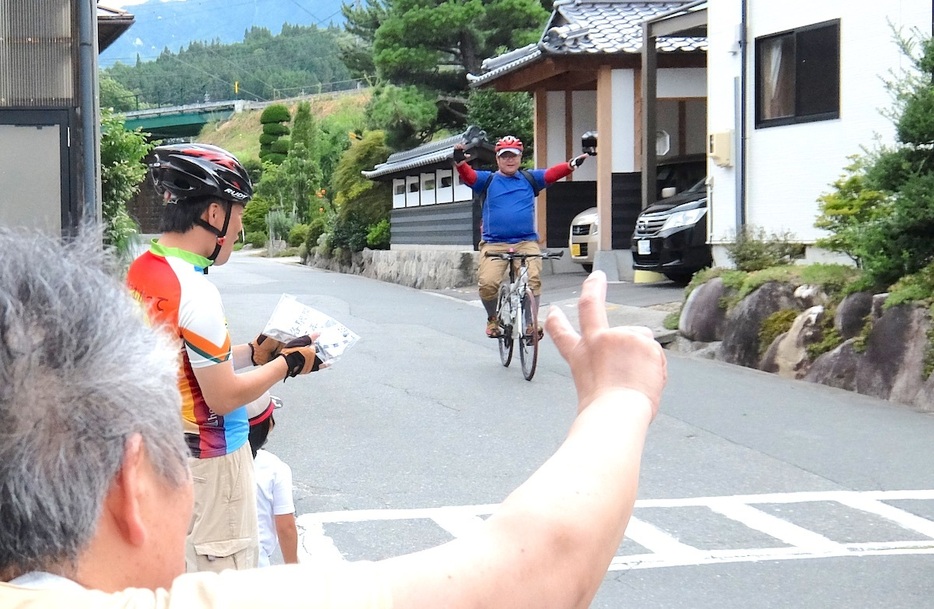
[149, 143, 253, 204]
[494, 135, 524, 157]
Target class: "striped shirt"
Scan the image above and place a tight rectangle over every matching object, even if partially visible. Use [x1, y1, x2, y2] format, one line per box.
[127, 241, 247, 458]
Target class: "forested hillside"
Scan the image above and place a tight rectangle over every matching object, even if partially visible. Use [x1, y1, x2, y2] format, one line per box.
[99, 0, 346, 67]
[103, 24, 354, 109]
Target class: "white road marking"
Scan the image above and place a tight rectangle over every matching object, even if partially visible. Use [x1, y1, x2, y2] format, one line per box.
[623, 517, 706, 558]
[706, 499, 844, 551]
[296, 490, 934, 569]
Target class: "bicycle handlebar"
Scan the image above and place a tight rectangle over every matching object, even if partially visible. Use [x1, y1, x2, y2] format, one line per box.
[484, 250, 565, 261]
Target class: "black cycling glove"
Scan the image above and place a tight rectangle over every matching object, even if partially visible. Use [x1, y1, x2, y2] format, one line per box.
[569, 154, 588, 169]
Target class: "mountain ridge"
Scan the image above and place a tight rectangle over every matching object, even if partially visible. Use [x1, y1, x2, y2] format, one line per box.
[100, 0, 346, 67]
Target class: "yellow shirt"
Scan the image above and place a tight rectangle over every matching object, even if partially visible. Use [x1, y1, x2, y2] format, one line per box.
[0, 562, 392, 609]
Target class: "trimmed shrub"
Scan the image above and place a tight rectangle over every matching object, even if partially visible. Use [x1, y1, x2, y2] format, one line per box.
[288, 223, 310, 247]
[366, 219, 391, 249]
[245, 231, 266, 248]
[725, 226, 805, 272]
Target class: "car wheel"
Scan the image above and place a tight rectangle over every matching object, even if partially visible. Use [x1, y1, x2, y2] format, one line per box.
[664, 272, 694, 285]
[582, 264, 593, 273]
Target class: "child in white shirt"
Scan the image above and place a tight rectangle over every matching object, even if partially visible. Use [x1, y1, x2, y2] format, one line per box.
[247, 395, 298, 567]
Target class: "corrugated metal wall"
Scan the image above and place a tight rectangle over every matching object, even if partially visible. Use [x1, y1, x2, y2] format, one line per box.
[0, 0, 74, 107]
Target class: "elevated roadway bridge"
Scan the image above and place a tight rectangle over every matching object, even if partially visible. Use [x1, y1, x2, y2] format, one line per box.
[123, 100, 248, 139]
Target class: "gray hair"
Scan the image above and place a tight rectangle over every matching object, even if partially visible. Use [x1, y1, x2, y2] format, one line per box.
[0, 228, 189, 579]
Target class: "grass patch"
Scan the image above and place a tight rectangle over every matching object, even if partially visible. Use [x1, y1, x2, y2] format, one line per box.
[805, 306, 844, 359]
[663, 310, 680, 330]
[758, 308, 798, 355]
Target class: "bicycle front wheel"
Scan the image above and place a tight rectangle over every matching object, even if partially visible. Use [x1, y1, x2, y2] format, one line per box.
[518, 288, 539, 380]
[497, 283, 513, 367]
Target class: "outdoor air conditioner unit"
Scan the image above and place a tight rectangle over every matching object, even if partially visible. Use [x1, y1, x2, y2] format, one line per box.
[708, 131, 733, 168]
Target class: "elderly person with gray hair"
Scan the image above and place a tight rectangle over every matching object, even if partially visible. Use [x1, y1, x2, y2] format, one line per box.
[0, 228, 191, 591]
[0, 228, 666, 609]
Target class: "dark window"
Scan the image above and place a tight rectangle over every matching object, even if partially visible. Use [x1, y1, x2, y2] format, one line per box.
[755, 20, 839, 127]
[394, 183, 405, 196]
[440, 175, 453, 188]
[409, 181, 419, 193]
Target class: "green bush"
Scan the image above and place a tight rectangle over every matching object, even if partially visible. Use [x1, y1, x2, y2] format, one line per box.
[260, 104, 291, 124]
[366, 219, 391, 249]
[331, 216, 369, 252]
[99, 108, 154, 258]
[259, 103, 291, 165]
[244, 231, 266, 248]
[263, 123, 290, 137]
[813, 33, 934, 296]
[288, 223, 310, 247]
[266, 209, 293, 242]
[304, 215, 329, 251]
[243, 197, 271, 236]
[242, 157, 263, 185]
[815, 157, 888, 266]
[885, 261, 934, 308]
[724, 226, 805, 272]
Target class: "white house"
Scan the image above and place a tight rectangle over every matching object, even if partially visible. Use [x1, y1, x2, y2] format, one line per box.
[706, 0, 932, 265]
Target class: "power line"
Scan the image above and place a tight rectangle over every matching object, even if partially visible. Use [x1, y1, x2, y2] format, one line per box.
[162, 52, 268, 102]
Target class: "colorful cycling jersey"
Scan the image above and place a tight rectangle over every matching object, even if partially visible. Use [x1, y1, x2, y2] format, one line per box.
[126, 241, 247, 459]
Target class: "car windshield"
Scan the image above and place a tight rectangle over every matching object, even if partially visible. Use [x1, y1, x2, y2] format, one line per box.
[686, 179, 706, 193]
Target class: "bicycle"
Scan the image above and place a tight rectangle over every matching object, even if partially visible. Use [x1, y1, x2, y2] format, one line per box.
[485, 249, 564, 381]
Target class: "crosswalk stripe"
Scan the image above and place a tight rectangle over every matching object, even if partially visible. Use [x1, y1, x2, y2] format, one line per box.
[834, 495, 934, 539]
[622, 517, 705, 558]
[706, 499, 844, 551]
[293, 490, 934, 570]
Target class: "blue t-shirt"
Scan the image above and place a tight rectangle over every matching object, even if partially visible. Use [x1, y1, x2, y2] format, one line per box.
[473, 169, 547, 243]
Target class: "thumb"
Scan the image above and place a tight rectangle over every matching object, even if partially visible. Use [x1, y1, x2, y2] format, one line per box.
[544, 306, 580, 363]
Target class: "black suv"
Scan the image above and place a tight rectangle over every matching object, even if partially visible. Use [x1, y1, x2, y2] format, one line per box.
[631, 178, 712, 284]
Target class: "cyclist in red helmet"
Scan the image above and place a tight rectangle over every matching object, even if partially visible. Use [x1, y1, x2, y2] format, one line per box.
[126, 143, 321, 573]
[453, 135, 588, 337]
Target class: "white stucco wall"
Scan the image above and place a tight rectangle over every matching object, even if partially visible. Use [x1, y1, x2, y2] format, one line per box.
[606, 69, 634, 173]
[707, 0, 932, 248]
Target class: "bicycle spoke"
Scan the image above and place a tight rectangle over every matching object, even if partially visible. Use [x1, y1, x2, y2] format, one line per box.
[518, 289, 539, 380]
[497, 283, 513, 367]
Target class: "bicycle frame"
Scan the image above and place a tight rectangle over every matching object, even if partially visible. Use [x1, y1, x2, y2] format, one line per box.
[485, 248, 564, 380]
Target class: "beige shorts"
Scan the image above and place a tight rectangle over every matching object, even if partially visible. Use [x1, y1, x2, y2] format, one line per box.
[478, 240, 542, 301]
[185, 441, 258, 572]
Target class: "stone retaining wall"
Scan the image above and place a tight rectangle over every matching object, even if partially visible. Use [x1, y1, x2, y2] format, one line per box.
[305, 249, 480, 289]
[303, 247, 580, 290]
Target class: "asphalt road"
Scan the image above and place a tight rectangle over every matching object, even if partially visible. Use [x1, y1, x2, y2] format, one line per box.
[213, 251, 934, 608]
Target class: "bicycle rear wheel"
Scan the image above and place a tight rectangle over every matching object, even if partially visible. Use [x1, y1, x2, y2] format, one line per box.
[497, 283, 513, 367]
[518, 288, 539, 380]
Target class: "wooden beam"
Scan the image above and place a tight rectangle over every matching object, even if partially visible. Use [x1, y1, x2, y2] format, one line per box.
[534, 88, 548, 244]
[634, 68, 642, 170]
[597, 65, 613, 252]
[565, 90, 574, 180]
[641, 22, 658, 210]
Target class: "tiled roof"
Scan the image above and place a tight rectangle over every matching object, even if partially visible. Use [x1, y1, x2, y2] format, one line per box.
[469, 0, 706, 86]
[362, 125, 495, 181]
